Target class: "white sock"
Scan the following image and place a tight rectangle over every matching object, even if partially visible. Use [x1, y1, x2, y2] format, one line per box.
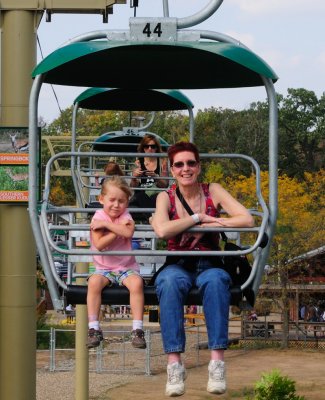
[132, 320, 143, 330]
[89, 321, 100, 330]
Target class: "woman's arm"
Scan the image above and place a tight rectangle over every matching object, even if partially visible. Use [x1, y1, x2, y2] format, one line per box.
[130, 159, 142, 187]
[151, 192, 202, 239]
[156, 158, 169, 188]
[208, 183, 255, 228]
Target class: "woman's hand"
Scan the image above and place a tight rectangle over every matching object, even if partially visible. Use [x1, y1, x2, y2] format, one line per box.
[130, 160, 143, 187]
[200, 216, 228, 227]
[197, 213, 226, 225]
[144, 170, 157, 177]
[179, 231, 205, 249]
[133, 166, 144, 178]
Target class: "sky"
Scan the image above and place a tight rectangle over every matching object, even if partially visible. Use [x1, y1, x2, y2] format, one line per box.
[36, 0, 325, 123]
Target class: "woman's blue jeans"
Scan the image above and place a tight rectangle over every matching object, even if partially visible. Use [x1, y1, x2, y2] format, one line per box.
[155, 259, 231, 354]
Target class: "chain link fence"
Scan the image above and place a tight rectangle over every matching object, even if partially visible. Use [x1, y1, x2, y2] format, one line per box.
[37, 325, 209, 375]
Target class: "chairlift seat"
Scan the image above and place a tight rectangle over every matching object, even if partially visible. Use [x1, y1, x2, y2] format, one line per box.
[65, 283, 250, 307]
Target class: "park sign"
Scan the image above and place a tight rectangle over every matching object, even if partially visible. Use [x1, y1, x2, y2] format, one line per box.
[0, 127, 29, 203]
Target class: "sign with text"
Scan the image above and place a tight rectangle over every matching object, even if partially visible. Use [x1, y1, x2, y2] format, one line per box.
[130, 17, 177, 42]
[0, 127, 29, 203]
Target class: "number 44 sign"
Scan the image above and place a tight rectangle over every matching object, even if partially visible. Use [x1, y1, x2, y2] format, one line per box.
[130, 17, 177, 42]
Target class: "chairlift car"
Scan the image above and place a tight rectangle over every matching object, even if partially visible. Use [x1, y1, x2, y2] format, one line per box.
[70, 87, 193, 208]
[29, 0, 278, 311]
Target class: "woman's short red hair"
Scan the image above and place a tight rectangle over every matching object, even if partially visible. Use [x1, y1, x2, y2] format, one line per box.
[167, 142, 200, 165]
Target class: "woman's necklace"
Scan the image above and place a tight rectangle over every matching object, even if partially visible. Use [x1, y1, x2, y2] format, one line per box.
[179, 186, 203, 215]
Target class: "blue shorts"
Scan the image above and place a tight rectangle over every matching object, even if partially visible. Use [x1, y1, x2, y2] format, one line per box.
[90, 269, 140, 286]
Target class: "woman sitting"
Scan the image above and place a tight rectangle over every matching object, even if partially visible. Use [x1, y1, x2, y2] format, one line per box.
[130, 134, 168, 209]
[150, 141, 254, 397]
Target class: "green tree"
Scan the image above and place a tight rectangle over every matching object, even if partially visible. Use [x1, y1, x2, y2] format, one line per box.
[195, 105, 269, 175]
[278, 88, 325, 176]
[221, 170, 324, 347]
[150, 110, 190, 144]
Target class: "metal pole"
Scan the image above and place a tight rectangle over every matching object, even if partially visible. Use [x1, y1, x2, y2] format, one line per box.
[75, 197, 90, 399]
[75, 263, 89, 400]
[0, 10, 41, 400]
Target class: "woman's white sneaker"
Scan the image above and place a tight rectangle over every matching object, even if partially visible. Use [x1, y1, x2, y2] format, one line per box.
[165, 362, 186, 397]
[207, 360, 226, 394]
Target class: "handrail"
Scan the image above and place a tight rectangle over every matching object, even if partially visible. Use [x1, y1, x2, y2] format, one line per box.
[176, 0, 224, 29]
[34, 147, 273, 309]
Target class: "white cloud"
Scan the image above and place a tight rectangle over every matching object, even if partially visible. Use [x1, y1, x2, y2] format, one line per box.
[225, 30, 255, 48]
[317, 51, 325, 67]
[258, 50, 283, 68]
[262, 51, 304, 69]
[35, 0, 325, 121]
[229, 0, 325, 16]
[287, 55, 303, 68]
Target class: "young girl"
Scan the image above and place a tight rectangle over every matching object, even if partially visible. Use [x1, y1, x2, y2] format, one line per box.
[95, 161, 124, 187]
[87, 176, 146, 349]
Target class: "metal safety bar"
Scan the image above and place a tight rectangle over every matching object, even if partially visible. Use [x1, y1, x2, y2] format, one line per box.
[35, 148, 269, 310]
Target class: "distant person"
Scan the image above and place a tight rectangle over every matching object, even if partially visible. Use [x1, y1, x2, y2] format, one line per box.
[248, 310, 258, 321]
[65, 304, 75, 323]
[120, 305, 130, 318]
[130, 134, 168, 209]
[87, 176, 146, 349]
[307, 304, 319, 323]
[185, 305, 197, 325]
[108, 305, 117, 319]
[95, 161, 124, 186]
[299, 304, 306, 320]
[99, 305, 107, 322]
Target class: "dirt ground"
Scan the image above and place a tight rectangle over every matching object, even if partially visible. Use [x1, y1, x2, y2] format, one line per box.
[36, 347, 325, 399]
[100, 348, 325, 400]
[37, 314, 325, 399]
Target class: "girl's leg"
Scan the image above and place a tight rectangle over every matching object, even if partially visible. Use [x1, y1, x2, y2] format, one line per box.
[123, 274, 144, 321]
[87, 274, 109, 324]
[123, 274, 146, 348]
[86, 274, 109, 348]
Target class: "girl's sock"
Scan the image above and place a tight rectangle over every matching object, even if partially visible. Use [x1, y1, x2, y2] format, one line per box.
[89, 321, 100, 330]
[132, 320, 143, 331]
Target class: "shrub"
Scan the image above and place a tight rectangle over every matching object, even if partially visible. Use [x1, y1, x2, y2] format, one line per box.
[246, 369, 305, 400]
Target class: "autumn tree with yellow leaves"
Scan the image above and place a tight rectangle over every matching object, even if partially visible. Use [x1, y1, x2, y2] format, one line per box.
[203, 165, 324, 345]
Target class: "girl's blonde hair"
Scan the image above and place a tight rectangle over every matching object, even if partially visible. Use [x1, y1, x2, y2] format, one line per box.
[101, 176, 133, 200]
[103, 161, 124, 176]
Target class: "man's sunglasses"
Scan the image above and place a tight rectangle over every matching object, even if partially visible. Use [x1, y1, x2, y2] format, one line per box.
[172, 160, 199, 169]
[143, 144, 157, 149]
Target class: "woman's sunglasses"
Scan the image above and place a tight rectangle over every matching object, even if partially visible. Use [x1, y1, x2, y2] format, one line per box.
[172, 160, 199, 169]
[143, 144, 157, 149]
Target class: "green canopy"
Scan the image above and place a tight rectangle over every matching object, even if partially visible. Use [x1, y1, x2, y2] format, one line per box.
[32, 41, 278, 89]
[92, 131, 169, 152]
[74, 88, 194, 111]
